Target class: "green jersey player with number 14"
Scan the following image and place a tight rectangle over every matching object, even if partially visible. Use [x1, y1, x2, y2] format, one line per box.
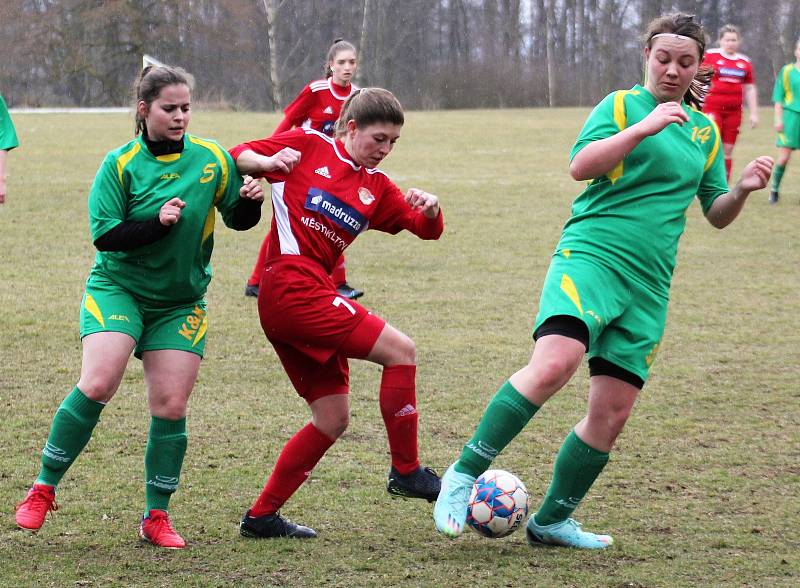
[15, 64, 271, 549]
[434, 12, 773, 549]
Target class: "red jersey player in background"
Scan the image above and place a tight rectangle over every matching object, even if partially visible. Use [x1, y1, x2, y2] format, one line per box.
[701, 24, 758, 180]
[244, 39, 364, 300]
[229, 88, 444, 539]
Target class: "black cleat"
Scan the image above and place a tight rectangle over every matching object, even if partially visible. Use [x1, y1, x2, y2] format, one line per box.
[769, 190, 779, 204]
[335, 282, 364, 300]
[387, 466, 441, 502]
[244, 283, 259, 297]
[239, 510, 317, 539]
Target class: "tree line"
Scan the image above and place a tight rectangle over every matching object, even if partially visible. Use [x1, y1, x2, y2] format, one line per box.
[1, 0, 799, 111]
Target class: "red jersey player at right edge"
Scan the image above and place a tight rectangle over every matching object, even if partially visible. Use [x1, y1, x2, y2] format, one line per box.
[229, 88, 443, 539]
[701, 24, 758, 180]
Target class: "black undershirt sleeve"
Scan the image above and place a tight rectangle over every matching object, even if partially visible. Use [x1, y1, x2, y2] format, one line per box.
[228, 197, 263, 230]
[94, 197, 262, 251]
[93, 217, 172, 251]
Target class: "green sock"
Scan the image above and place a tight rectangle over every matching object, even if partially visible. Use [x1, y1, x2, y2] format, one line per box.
[37, 387, 105, 487]
[144, 416, 187, 514]
[455, 380, 539, 477]
[772, 164, 786, 192]
[534, 430, 609, 526]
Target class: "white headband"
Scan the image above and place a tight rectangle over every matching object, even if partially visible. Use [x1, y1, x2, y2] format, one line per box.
[651, 33, 700, 45]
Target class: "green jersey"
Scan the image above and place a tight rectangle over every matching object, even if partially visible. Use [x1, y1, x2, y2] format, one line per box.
[0, 95, 19, 151]
[88, 133, 244, 305]
[772, 64, 800, 113]
[561, 85, 728, 295]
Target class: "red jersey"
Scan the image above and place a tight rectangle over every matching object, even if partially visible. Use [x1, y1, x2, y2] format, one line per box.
[273, 79, 359, 136]
[229, 129, 443, 275]
[702, 48, 755, 111]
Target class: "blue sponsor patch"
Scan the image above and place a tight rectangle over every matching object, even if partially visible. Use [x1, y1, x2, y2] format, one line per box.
[320, 120, 335, 136]
[304, 187, 368, 236]
[719, 67, 745, 78]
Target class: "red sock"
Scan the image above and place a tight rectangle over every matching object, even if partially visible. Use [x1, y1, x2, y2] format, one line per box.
[250, 423, 334, 517]
[379, 365, 419, 475]
[331, 253, 347, 286]
[247, 233, 270, 287]
[725, 157, 732, 181]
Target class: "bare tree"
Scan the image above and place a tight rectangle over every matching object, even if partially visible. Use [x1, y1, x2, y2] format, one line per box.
[260, 0, 283, 110]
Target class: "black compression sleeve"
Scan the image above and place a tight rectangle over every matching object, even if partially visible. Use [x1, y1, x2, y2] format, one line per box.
[228, 197, 263, 230]
[93, 217, 172, 251]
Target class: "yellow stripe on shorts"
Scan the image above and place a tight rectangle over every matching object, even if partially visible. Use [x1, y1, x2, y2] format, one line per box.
[84, 294, 105, 328]
[560, 274, 584, 316]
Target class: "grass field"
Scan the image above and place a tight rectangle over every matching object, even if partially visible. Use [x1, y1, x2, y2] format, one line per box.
[0, 107, 798, 587]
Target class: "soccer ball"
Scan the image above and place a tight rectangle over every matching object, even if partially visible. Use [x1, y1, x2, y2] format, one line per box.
[466, 469, 530, 538]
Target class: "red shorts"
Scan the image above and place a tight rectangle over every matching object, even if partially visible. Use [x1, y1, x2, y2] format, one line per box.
[258, 256, 385, 403]
[704, 106, 742, 146]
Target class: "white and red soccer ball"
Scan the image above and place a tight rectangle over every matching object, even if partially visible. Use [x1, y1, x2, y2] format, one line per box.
[466, 469, 530, 538]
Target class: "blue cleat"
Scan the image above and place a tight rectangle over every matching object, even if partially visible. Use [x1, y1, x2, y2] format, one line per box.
[433, 464, 475, 538]
[526, 514, 613, 549]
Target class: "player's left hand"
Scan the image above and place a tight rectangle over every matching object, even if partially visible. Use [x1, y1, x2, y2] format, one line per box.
[239, 175, 264, 202]
[739, 156, 773, 192]
[405, 188, 439, 218]
[749, 113, 758, 129]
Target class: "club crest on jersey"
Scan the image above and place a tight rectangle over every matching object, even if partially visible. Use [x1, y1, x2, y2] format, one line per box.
[358, 187, 375, 205]
[305, 187, 368, 236]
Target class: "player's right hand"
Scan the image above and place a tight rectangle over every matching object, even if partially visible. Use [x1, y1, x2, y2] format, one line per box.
[264, 147, 301, 174]
[637, 101, 690, 136]
[159, 197, 185, 225]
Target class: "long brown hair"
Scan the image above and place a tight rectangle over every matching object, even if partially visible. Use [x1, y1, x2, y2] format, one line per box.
[643, 13, 711, 109]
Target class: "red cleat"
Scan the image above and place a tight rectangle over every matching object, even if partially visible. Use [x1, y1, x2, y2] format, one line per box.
[16, 484, 58, 531]
[139, 509, 187, 549]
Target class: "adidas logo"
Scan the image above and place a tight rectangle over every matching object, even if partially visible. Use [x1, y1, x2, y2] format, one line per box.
[323, 106, 334, 114]
[394, 404, 417, 417]
[314, 166, 331, 179]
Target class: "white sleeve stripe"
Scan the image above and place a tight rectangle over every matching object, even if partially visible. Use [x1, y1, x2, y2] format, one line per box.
[303, 129, 361, 171]
[272, 182, 300, 255]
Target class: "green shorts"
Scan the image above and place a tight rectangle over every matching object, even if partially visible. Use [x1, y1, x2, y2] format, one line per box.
[80, 276, 208, 359]
[776, 108, 800, 149]
[534, 250, 668, 383]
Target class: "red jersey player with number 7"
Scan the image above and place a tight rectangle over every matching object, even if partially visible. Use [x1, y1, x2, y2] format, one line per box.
[229, 88, 444, 539]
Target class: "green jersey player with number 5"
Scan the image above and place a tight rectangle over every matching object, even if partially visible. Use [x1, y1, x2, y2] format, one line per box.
[15, 64, 273, 549]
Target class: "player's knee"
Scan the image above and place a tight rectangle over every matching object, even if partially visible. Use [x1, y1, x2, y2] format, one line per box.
[533, 353, 580, 390]
[389, 333, 416, 365]
[76, 376, 117, 403]
[150, 400, 189, 421]
[314, 410, 350, 439]
[590, 404, 632, 442]
[606, 407, 632, 439]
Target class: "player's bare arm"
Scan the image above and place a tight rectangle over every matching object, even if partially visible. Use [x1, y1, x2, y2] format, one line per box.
[235, 147, 301, 176]
[705, 156, 774, 229]
[774, 102, 784, 133]
[570, 102, 688, 181]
